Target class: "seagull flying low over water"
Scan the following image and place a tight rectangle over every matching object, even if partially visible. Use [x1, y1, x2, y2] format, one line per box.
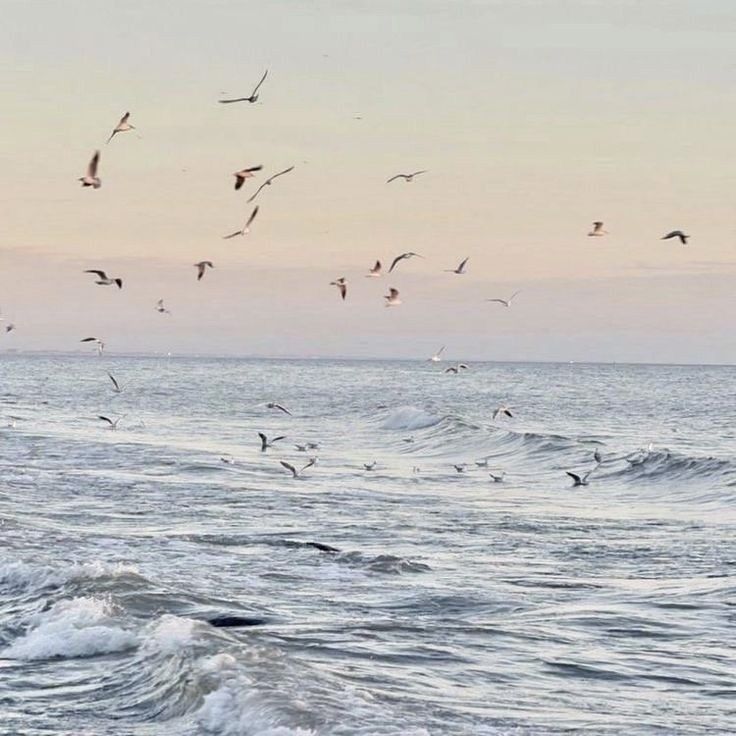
[266, 402, 292, 416]
[80, 337, 105, 355]
[384, 288, 402, 307]
[489, 472, 506, 483]
[85, 270, 122, 289]
[389, 252, 423, 273]
[155, 299, 171, 315]
[429, 346, 445, 362]
[493, 405, 513, 420]
[218, 70, 269, 104]
[280, 458, 317, 478]
[330, 277, 347, 301]
[223, 206, 259, 239]
[106, 372, 124, 394]
[661, 230, 689, 245]
[364, 461, 377, 471]
[97, 415, 123, 430]
[247, 166, 295, 203]
[233, 165, 263, 190]
[0, 311, 15, 333]
[366, 260, 382, 278]
[445, 257, 469, 275]
[386, 170, 427, 183]
[258, 432, 286, 452]
[444, 363, 468, 374]
[79, 150, 101, 189]
[107, 112, 135, 144]
[567, 470, 592, 487]
[588, 221, 607, 237]
[194, 261, 214, 281]
[486, 291, 521, 308]
[453, 464, 467, 473]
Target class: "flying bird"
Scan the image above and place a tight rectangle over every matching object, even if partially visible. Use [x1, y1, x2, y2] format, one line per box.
[386, 170, 427, 183]
[218, 70, 268, 104]
[79, 150, 101, 189]
[384, 287, 402, 306]
[567, 470, 592, 487]
[84, 270, 122, 289]
[587, 221, 607, 237]
[258, 432, 286, 452]
[280, 458, 316, 478]
[364, 461, 377, 471]
[388, 252, 423, 273]
[489, 472, 506, 483]
[0, 311, 15, 334]
[106, 372, 124, 394]
[429, 346, 445, 362]
[223, 206, 259, 239]
[493, 405, 513, 420]
[445, 257, 469, 275]
[233, 165, 263, 190]
[366, 260, 382, 278]
[266, 402, 292, 416]
[194, 261, 214, 281]
[97, 415, 123, 430]
[330, 277, 347, 301]
[486, 291, 521, 308]
[452, 464, 467, 473]
[80, 337, 105, 355]
[444, 364, 468, 374]
[247, 166, 295, 203]
[155, 299, 171, 315]
[107, 112, 134, 144]
[661, 230, 689, 245]
[475, 458, 489, 468]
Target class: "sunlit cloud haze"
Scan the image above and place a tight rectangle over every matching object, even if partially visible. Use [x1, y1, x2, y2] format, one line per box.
[1, 0, 735, 362]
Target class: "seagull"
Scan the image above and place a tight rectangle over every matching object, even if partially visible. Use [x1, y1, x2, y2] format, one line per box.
[486, 291, 521, 308]
[386, 170, 427, 183]
[366, 260, 382, 278]
[429, 346, 445, 362]
[266, 402, 292, 416]
[0, 311, 15, 334]
[84, 270, 122, 289]
[79, 150, 101, 188]
[444, 363, 468, 374]
[567, 470, 592, 487]
[661, 230, 689, 245]
[280, 458, 316, 478]
[445, 257, 469, 275]
[364, 461, 377, 471]
[388, 252, 422, 273]
[220, 454, 236, 465]
[223, 206, 259, 239]
[97, 415, 123, 430]
[294, 444, 308, 452]
[218, 70, 268, 104]
[493, 405, 513, 420]
[384, 287, 402, 306]
[106, 372, 124, 394]
[489, 472, 506, 483]
[194, 261, 214, 281]
[106, 112, 134, 144]
[247, 166, 295, 203]
[258, 432, 286, 452]
[452, 464, 467, 473]
[330, 277, 347, 301]
[475, 458, 489, 467]
[155, 299, 171, 315]
[233, 165, 263, 190]
[306, 442, 321, 450]
[587, 221, 607, 237]
[593, 449, 604, 465]
[80, 337, 105, 355]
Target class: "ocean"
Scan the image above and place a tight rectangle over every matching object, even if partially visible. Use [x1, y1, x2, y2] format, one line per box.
[1, 355, 734, 735]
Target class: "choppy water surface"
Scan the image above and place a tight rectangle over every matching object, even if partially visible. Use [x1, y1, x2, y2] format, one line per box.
[1, 355, 734, 735]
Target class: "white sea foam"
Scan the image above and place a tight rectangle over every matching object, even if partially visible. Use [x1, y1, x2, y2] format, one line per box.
[379, 406, 441, 431]
[143, 614, 198, 654]
[0, 559, 139, 594]
[2, 596, 138, 661]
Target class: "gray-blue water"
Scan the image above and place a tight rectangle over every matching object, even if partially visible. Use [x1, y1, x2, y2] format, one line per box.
[1, 355, 734, 735]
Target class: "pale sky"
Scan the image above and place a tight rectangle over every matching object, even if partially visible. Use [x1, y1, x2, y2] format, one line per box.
[1, 0, 735, 362]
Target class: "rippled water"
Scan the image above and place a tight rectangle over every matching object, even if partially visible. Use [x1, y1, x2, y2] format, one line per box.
[1, 355, 734, 735]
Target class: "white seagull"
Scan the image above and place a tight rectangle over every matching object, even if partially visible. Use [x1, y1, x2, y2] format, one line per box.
[587, 221, 607, 237]
[155, 299, 171, 315]
[486, 291, 521, 308]
[388, 252, 423, 273]
[661, 230, 689, 245]
[445, 257, 469, 275]
[567, 470, 592, 487]
[384, 287, 402, 307]
[247, 166, 295, 203]
[258, 432, 286, 452]
[218, 70, 269, 104]
[80, 337, 105, 355]
[233, 165, 263, 190]
[84, 270, 122, 289]
[194, 261, 214, 281]
[107, 112, 135, 144]
[386, 170, 427, 183]
[489, 472, 506, 483]
[330, 277, 347, 301]
[223, 206, 259, 239]
[97, 415, 123, 430]
[79, 150, 101, 189]
[429, 346, 445, 362]
[266, 402, 292, 416]
[366, 260, 382, 278]
[493, 405, 513, 420]
[444, 364, 468, 374]
[452, 464, 467, 473]
[280, 458, 317, 478]
[364, 461, 377, 471]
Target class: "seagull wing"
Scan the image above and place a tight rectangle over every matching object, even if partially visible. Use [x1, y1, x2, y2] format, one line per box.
[338, 283, 347, 300]
[486, 299, 507, 305]
[410, 170, 427, 177]
[84, 270, 107, 279]
[247, 181, 269, 203]
[388, 288, 399, 298]
[234, 174, 245, 191]
[280, 460, 298, 477]
[388, 254, 405, 273]
[107, 372, 120, 392]
[566, 472, 582, 484]
[245, 205, 259, 228]
[271, 435, 287, 443]
[386, 174, 403, 183]
[269, 165, 295, 183]
[97, 415, 114, 426]
[87, 151, 100, 178]
[275, 404, 292, 415]
[457, 257, 469, 271]
[222, 230, 242, 239]
[80, 337, 99, 343]
[251, 69, 269, 97]
[218, 97, 250, 104]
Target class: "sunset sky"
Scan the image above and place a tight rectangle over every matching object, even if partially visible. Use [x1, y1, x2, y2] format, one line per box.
[2, 0, 735, 362]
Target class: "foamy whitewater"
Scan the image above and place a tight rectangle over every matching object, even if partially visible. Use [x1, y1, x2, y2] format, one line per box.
[1, 355, 734, 735]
